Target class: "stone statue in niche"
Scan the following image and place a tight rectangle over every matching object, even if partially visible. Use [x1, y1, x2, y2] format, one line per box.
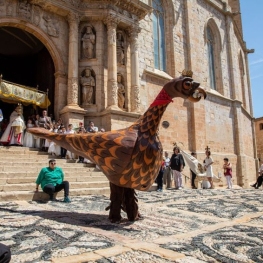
[82, 25, 96, 59]
[18, 0, 31, 19]
[117, 74, 125, 109]
[43, 15, 59, 37]
[116, 31, 125, 65]
[80, 68, 95, 105]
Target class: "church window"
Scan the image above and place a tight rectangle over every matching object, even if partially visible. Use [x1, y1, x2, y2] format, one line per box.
[153, 0, 166, 71]
[207, 26, 216, 90]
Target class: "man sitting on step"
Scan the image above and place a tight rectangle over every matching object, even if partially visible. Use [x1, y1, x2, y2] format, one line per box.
[35, 159, 71, 202]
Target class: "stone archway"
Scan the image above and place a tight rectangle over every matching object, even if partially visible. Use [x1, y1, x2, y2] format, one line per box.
[0, 18, 66, 119]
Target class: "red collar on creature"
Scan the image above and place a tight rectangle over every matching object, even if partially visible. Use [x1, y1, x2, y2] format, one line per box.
[150, 88, 173, 107]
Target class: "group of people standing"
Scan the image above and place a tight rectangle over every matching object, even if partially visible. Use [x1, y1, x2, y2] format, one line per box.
[156, 146, 187, 192]
[156, 147, 234, 191]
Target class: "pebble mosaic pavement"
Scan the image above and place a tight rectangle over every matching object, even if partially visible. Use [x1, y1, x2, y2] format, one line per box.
[0, 189, 263, 263]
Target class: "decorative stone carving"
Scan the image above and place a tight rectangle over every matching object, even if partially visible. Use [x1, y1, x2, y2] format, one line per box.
[6, 0, 13, 16]
[80, 68, 96, 105]
[57, 0, 81, 8]
[0, 0, 5, 16]
[117, 74, 125, 109]
[18, 0, 31, 20]
[133, 85, 141, 112]
[116, 31, 125, 65]
[67, 12, 79, 41]
[43, 14, 59, 37]
[81, 25, 96, 59]
[128, 26, 141, 53]
[104, 15, 119, 44]
[32, 5, 41, 26]
[109, 80, 118, 107]
[68, 77, 78, 105]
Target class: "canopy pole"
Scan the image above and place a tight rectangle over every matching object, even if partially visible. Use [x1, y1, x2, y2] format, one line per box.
[46, 88, 49, 115]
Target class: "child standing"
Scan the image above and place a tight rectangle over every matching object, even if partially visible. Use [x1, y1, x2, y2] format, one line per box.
[223, 158, 232, 189]
[24, 119, 35, 147]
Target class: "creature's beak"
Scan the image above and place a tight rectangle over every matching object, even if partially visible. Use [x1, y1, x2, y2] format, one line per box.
[188, 86, 207, 102]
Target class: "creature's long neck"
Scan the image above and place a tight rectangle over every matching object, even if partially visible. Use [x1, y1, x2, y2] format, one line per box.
[136, 88, 173, 135]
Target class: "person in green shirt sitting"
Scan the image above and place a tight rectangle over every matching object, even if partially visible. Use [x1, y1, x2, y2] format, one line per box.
[35, 159, 71, 202]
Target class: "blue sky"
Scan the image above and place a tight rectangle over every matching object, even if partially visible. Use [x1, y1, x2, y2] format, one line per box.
[240, 0, 263, 118]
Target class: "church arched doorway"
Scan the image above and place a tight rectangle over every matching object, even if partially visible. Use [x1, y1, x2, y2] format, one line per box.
[0, 26, 55, 122]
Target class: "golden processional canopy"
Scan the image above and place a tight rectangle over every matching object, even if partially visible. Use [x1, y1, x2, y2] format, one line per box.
[0, 78, 50, 108]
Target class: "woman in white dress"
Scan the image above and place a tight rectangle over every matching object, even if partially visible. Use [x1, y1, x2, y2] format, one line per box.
[48, 124, 61, 156]
[66, 124, 76, 160]
[23, 119, 35, 147]
[204, 150, 214, 189]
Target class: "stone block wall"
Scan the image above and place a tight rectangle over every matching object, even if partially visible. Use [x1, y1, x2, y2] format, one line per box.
[255, 117, 263, 161]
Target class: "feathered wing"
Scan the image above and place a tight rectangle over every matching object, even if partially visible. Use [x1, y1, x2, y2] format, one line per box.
[28, 127, 137, 179]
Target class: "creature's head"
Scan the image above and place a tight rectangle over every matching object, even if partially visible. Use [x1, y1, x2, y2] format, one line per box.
[163, 70, 206, 102]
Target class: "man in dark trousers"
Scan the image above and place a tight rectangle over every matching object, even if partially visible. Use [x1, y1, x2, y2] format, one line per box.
[251, 159, 263, 189]
[190, 152, 198, 189]
[0, 243, 11, 263]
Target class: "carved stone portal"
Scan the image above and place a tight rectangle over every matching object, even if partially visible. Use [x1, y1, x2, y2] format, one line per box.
[43, 14, 59, 37]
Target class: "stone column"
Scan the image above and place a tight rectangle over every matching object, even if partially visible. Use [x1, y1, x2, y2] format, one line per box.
[60, 12, 86, 128]
[67, 12, 79, 106]
[128, 26, 141, 112]
[104, 15, 119, 108]
[54, 71, 67, 119]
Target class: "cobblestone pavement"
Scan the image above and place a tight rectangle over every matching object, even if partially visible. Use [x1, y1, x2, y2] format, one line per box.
[1, 189, 263, 263]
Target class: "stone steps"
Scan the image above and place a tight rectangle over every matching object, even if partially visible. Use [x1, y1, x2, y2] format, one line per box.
[0, 181, 110, 191]
[0, 175, 106, 184]
[0, 187, 111, 202]
[0, 146, 111, 201]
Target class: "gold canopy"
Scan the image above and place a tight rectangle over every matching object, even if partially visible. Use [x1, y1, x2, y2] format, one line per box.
[0, 78, 50, 108]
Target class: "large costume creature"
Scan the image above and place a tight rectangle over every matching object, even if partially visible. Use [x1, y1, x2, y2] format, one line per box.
[28, 71, 206, 222]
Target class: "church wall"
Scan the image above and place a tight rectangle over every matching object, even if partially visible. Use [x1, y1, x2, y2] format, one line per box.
[135, 0, 257, 185]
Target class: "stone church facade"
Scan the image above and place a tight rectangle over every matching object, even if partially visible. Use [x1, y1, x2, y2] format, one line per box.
[0, 0, 257, 187]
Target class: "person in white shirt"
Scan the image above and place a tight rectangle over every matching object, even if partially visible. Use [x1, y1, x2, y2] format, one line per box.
[163, 151, 173, 189]
[86, 121, 98, 133]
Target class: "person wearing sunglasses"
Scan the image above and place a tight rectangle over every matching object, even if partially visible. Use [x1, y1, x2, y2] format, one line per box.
[35, 159, 71, 202]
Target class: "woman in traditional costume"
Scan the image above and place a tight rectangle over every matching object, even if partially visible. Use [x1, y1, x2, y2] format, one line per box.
[0, 104, 25, 146]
